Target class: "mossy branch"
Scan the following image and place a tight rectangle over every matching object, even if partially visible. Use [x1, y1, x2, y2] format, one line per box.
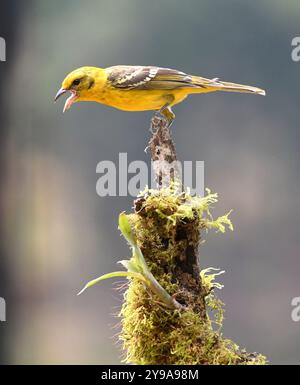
[79, 115, 267, 365]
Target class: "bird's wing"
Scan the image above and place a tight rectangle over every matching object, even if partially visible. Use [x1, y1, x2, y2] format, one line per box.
[106, 66, 207, 90]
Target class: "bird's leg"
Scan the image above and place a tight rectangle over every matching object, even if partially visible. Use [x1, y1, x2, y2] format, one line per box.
[152, 104, 175, 129]
[160, 106, 175, 128]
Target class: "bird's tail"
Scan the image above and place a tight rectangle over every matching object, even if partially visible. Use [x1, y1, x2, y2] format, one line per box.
[192, 76, 266, 96]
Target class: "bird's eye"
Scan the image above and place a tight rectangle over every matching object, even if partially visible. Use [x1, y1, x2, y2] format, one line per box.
[72, 79, 81, 86]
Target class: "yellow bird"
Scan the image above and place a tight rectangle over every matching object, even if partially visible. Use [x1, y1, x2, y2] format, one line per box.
[55, 65, 265, 125]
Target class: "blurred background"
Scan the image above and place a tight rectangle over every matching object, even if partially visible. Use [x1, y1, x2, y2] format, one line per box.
[0, 0, 299, 364]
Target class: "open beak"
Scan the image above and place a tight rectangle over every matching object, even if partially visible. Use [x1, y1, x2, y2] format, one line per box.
[54, 87, 78, 113]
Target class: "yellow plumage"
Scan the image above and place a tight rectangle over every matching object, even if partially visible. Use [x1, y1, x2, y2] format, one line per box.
[55, 65, 265, 123]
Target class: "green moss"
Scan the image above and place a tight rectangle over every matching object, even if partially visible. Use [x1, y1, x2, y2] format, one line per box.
[120, 279, 266, 365]
[118, 187, 267, 365]
[80, 186, 267, 364]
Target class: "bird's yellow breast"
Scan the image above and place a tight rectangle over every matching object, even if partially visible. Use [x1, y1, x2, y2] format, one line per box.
[82, 85, 189, 112]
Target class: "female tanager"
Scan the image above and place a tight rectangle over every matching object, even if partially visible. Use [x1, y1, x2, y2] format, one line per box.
[55, 65, 265, 125]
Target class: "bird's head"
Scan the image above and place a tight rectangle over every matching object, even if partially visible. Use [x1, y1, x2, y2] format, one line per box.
[55, 67, 103, 112]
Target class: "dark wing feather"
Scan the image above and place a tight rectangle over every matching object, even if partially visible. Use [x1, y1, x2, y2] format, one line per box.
[107, 66, 204, 90]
